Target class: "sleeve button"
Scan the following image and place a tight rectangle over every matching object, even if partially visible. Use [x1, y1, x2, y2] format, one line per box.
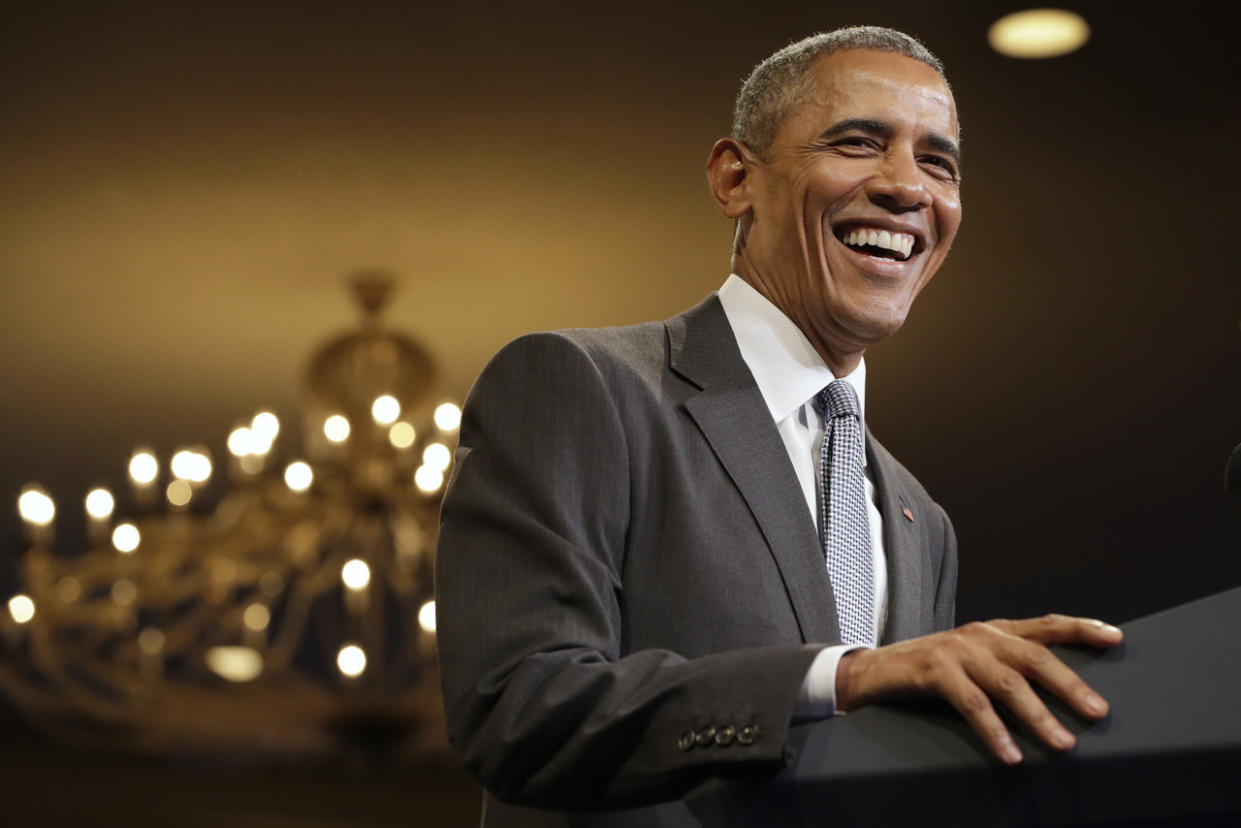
[737, 725, 759, 746]
[695, 726, 717, 747]
[677, 731, 695, 752]
[714, 725, 736, 746]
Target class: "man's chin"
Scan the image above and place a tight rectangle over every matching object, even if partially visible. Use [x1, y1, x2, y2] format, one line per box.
[833, 302, 913, 347]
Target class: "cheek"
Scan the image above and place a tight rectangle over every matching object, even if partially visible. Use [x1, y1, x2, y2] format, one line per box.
[934, 194, 963, 243]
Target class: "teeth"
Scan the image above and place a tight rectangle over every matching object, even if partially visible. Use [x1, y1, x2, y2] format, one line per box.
[839, 225, 917, 260]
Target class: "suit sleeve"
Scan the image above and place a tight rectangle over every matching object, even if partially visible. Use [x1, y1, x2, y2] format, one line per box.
[435, 332, 820, 810]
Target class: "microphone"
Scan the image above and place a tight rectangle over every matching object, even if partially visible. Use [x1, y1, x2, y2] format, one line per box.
[1228, 444, 1241, 494]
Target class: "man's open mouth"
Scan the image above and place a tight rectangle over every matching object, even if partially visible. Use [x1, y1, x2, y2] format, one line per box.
[834, 225, 919, 261]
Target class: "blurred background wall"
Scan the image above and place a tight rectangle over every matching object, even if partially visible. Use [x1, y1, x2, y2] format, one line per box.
[1, 0, 1238, 823]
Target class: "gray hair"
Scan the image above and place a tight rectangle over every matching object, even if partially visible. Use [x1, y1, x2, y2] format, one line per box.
[732, 26, 947, 158]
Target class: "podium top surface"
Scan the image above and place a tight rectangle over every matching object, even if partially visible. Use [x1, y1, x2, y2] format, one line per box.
[791, 584, 1241, 778]
[692, 585, 1241, 826]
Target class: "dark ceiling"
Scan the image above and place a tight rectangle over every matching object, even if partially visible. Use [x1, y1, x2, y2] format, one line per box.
[2, 0, 1239, 627]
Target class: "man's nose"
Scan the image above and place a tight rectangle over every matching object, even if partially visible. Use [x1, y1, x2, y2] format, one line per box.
[867, 151, 932, 212]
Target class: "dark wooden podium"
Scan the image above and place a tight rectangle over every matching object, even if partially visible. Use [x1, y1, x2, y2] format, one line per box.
[689, 587, 1241, 826]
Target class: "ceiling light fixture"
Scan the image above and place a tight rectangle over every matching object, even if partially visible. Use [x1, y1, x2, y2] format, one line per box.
[0, 271, 458, 766]
[989, 8, 1091, 59]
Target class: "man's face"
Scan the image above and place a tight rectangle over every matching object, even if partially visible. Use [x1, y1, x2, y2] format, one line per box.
[737, 48, 962, 358]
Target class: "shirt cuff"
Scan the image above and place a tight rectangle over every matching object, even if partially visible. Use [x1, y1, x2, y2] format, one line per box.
[793, 644, 870, 720]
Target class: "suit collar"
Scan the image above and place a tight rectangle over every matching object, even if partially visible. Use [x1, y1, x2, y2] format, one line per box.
[667, 295, 841, 644]
[867, 436, 925, 645]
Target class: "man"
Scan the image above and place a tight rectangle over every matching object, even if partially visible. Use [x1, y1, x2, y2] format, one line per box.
[436, 26, 1122, 827]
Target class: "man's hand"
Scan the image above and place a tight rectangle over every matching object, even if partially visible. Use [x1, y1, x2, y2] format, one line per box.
[835, 616, 1123, 764]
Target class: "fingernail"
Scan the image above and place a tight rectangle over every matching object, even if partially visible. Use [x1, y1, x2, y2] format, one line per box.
[1085, 693, 1106, 715]
[1095, 620, 1122, 635]
[1001, 740, 1022, 765]
[1054, 728, 1075, 750]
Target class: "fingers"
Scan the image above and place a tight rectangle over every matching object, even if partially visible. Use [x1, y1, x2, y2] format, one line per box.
[936, 663, 1024, 765]
[968, 661, 1076, 757]
[998, 633, 1111, 722]
[990, 614, 1123, 648]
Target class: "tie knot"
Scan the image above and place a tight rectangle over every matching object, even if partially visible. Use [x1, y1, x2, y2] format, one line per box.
[818, 380, 860, 420]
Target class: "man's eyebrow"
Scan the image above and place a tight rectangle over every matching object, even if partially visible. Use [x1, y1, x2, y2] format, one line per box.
[817, 118, 891, 141]
[817, 118, 962, 167]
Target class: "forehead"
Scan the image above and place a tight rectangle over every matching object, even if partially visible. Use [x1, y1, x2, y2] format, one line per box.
[788, 48, 958, 139]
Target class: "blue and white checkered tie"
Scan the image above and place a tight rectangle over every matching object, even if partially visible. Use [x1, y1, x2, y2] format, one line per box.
[817, 381, 875, 647]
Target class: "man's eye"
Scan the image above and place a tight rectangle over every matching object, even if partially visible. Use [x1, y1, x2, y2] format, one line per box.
[920, 156, 959, 177]
[833, 137, 878, 150]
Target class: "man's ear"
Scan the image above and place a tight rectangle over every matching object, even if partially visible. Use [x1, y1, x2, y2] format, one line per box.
[706, 138, 754, 220]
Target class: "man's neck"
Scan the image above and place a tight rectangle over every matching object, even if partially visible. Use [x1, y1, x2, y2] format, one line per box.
[730, 268, 866, 377]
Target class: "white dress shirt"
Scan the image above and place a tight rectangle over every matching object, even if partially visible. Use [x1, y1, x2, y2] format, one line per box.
[717, 274, 887, 717]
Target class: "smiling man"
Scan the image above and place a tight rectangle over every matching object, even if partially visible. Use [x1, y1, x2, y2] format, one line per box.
[436, 26, 1121, 828]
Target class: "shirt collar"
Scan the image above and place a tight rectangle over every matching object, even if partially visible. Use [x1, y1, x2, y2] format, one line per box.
[717, 273, 867, 424]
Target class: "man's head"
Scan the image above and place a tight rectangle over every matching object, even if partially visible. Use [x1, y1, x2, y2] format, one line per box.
[707, 27, 962, 375]
[732, 27, 948, 160]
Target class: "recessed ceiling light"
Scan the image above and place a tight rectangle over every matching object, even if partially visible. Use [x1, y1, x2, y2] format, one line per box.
[989, 8, 1091, 59]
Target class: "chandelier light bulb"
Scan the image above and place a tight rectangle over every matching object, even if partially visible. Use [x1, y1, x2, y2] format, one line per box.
[171, 449, 212, 483]
[112, 522, 140, 554]
[371, 394, 400, 425]
[166, 479, 192, 507]
[388, 421, 415, 449]
[417, 600, 436, 633]
[243, 603, 271, 632]
[323, 414, 351, 443]
[249, 413, 279, 456]
[170, 450, 195, 481]
[414, 464, 444, 494]
[8, 594, 35, 624]
[434, 402, 462, 433]
[137, 627, 165, 656]
[227, 426, 254, 457]
[336, 644, 367, 677]
[284, 461, 313, 492]
[341, 559, 371, 591]
[18, 487, 55, 526]
[128, 451, 159, 485]
[251, 411, 280, 441]
[205, 646, 263, 683]
[422, 442, 452, 472]
[249, 431, 275, 457]
[84, 488, 115, 520]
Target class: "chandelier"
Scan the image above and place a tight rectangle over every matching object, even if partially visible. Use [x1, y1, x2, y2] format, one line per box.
[0, 271, 457, 764]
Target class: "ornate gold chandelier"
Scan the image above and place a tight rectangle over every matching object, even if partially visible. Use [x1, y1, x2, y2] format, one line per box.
[0, 272, 457, 763]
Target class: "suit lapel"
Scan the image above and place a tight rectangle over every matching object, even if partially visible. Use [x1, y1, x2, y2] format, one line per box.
[667, 296, 839, 644]
[867, 436, 924, 645]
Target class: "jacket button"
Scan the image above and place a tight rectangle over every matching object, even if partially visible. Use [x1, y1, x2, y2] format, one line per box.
[695, 726, 717, 747]
[737, 725, 759, 746]
[714, 726, 736, 746]
[677, 731, 695, 752]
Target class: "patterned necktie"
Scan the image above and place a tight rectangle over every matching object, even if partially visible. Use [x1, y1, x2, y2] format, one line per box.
[817, 380, 875, 647]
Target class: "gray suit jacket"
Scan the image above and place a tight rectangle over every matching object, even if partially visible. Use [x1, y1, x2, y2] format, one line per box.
[435, 295, 957, 827]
